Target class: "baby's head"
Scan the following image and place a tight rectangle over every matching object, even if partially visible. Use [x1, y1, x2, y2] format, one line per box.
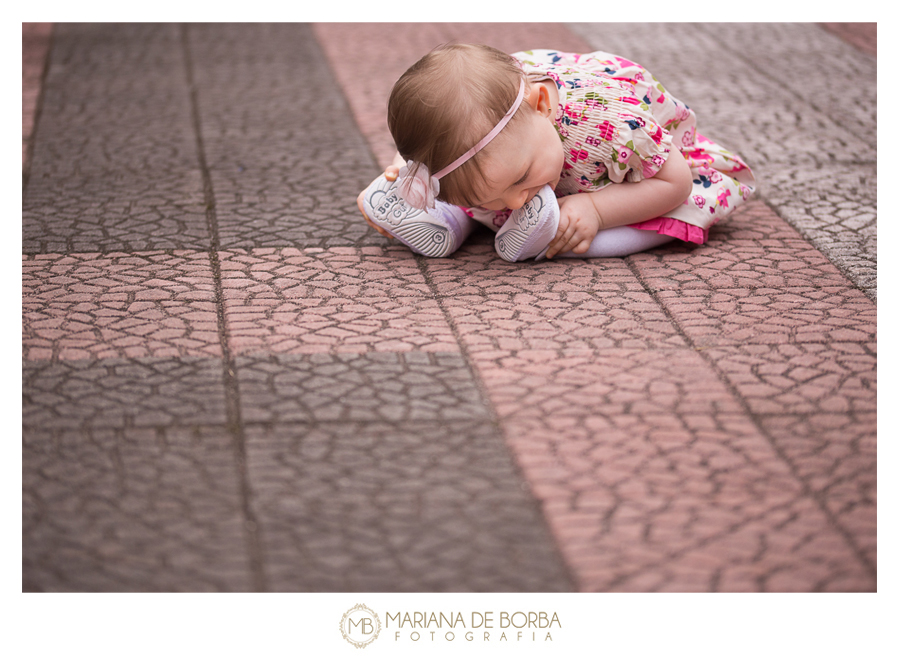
[389, 43, 562, 210]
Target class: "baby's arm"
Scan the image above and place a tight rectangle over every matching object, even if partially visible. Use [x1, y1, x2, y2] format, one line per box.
[357, 151, 408, 237]
[545, 152, 693, 258]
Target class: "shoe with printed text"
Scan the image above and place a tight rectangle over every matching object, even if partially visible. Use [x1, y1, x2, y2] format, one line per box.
[362, 174, 472, 258]
[494, 185, 560, 262]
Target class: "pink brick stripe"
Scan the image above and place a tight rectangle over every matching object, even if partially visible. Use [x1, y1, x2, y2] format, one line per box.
[22, 246, 462, 361]
[314, 22, 877, 591]
[218, 246, 458, 355]
[820, 22, 876, 56]
[426, 247, 687, 356]
[420, 210, 875, 591]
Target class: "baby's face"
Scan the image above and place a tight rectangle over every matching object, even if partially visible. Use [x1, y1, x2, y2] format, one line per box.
[470, 105, 564, 211]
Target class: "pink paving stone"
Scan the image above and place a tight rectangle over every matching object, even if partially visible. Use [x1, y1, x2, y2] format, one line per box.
[705, 338, 876, 571]
[424, 244, 686, 355]
[704, 342, 876, 416]
[314, 23, 592, 169]
[478, 343, 873, 591]
[23, 251, 221, 361]
[820, 22, 876, 56]
[218, 247, 459, 355]
[630, 202, 876, 347]
[477, 348, 744, 421]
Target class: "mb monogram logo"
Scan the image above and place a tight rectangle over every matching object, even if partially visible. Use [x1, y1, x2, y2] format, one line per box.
[340, 604, 382, 648]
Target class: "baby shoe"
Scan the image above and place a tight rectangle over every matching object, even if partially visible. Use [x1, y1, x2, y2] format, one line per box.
[494, 184, 560, 262]
[361, 174, 473, 258]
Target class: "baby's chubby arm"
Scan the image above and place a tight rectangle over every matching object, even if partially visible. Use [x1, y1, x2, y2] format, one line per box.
[545, 152, 693, 258]
[357, 152, 408, 238]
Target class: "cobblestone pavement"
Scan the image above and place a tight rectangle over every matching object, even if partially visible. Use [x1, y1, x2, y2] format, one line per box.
[22, 23, 876, 592]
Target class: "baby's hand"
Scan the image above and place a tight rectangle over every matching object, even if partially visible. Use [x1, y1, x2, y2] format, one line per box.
[545, 194, 602, 258]
[357, 165, 402, 238]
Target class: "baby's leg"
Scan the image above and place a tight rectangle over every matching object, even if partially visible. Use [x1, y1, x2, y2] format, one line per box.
[492, 187, 675, 262]
[555, 226, 675, 259]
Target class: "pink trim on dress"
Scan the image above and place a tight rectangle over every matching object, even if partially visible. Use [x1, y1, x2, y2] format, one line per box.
[628, 216, 712, 244]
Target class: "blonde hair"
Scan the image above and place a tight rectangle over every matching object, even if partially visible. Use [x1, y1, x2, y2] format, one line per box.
[388, 43, 527, 207]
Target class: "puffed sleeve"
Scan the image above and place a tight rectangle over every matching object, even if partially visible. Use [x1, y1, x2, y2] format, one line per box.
[558, 77, 674, 191]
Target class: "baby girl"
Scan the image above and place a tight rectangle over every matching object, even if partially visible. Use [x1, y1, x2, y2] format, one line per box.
[357, 44, 755, 261]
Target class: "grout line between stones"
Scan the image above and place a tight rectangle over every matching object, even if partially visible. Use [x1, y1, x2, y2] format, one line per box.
[181, 23, 269, 593]
[758, 196, 877, 303]
[411, 253, 579, 592]
[624, 252, 877, 579]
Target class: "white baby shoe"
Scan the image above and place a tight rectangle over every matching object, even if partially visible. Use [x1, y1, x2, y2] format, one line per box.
[361, 174, 472, 258]
[494, 185, 560, 262]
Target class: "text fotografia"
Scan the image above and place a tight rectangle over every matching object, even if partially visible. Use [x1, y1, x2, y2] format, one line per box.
[386, 611, 561, 642]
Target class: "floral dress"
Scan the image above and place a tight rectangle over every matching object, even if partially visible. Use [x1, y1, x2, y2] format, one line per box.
[472, 50, 756, 243]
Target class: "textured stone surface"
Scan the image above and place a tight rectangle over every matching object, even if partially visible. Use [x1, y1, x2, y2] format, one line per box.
[478, 344, 876, 591]
[23, 426, 252, 592]
[820, 22, 877, 56]
[21, 23, 876, 594]
[757, 164, 876, 296]
[219, 246, 457, 355]
[23, 357, 228, 430]
[629, 202, 876, 348]
[236, 352, 491, 425]
[23, 24, 209, 254]
[245, 421, 572, 591]
[425, 245, 686, 354]
[185, 23, 384, 250]
[23, 251, 221, 361]
[22, 22, 52, 169]
[703, 340, 877, 569]
[504, 419, 873, 592]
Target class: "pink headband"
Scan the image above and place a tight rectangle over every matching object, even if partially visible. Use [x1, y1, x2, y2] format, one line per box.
[396, 76, 527, 210]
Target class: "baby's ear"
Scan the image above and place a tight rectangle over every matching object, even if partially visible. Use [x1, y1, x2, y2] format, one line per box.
[529, 82, 554, 117]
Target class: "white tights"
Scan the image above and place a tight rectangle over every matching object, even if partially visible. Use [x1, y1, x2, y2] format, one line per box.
[554, 225, 675, 259]
[438, 209, 676, 259]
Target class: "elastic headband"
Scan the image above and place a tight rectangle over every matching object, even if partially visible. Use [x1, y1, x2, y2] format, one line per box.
[395, 76, 527, 210]
[434, 76, 527, 180]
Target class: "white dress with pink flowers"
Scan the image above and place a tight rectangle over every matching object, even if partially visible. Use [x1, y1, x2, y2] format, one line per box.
[505, 49, 756, 244]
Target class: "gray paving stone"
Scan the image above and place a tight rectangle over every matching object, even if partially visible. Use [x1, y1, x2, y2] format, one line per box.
[756, 163, 876, 298]
[245, 421, 572, 591]
[23, 426, 252, 591]
[23, 357, 228, 430]
[186, 23, 386, 249]
[236, 352, 492, 424]
[566, 22, 877, 299]
[23, 172, 210, 254]
[23, 23, 210, 253]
